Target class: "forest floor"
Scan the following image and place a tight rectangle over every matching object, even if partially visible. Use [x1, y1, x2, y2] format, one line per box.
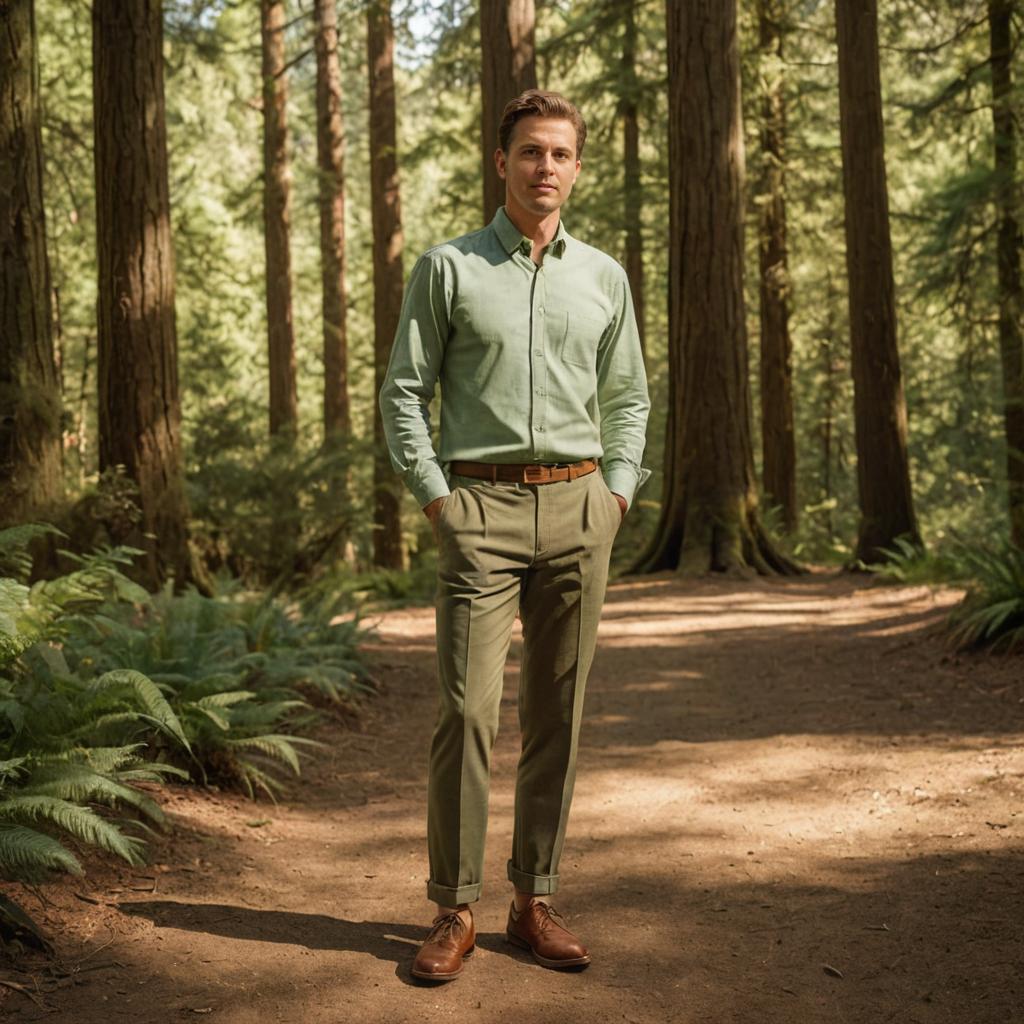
[2, 572, 1023, 1024]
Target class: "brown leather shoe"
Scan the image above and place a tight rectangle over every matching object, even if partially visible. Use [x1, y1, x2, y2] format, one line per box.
[506, 900, 591, 969]
[411, 911, 475, 982]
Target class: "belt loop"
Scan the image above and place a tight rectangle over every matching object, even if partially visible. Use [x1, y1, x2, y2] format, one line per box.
[491, 463, 497, 484]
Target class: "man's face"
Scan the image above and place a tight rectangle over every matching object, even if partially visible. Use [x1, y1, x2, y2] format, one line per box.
[495, 116, 581, 223]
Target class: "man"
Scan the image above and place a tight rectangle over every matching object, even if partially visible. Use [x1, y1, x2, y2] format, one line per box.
[379, 89, 649, 982]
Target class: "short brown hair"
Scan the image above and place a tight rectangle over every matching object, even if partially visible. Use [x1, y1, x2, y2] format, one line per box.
[498, 90, 587, 159]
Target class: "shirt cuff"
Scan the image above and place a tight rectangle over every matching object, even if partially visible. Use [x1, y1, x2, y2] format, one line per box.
[406, 462, 451, 510]
[602, 464, 652, 511]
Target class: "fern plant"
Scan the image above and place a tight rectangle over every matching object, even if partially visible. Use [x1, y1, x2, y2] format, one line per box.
[59, 582, 371, 797]
[948, 538, 1024, 651]
[0, 525, 191, 946]
[0, 749, 186, 946]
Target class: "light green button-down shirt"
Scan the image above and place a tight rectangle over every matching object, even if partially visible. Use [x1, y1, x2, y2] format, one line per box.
[379, 207, 651, 510]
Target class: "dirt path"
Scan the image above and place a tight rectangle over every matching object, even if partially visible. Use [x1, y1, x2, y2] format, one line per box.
[6, 574, 1024, 1023]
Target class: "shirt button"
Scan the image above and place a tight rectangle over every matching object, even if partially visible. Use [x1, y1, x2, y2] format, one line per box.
[533, 349, 543, 357]
[538, 306, 545, 315]
[535, 425, 545, 432]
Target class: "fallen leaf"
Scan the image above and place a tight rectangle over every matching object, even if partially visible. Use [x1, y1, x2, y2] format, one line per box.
[822, 964, 844, 979]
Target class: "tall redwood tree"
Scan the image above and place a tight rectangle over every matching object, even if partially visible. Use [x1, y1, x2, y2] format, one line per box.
[367, 0, 404, 569]
[261, 0, 298, 441]
[315, 0, 350, 443]
[621, 0, 646, 355]
[93, 0, 191, 585]
[0, 0, 63, 528]
[757, 0, 797, 533]
[480, 0, 537, 223]
[987, 0, 1024, 548]
[636, 0, 795, 575]
[834, 0, 919, 562]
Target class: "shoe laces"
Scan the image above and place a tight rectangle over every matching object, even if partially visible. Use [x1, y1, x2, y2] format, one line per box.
[426, 911, 467, 944]
[526, 901, 566, 932]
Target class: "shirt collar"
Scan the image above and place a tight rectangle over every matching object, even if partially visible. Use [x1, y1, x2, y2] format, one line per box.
[491, 206, 569, 260]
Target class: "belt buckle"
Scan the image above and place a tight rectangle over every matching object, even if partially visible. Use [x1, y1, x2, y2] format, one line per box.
[523, 465, 547, 483]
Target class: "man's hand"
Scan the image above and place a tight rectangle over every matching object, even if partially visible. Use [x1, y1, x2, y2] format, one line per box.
[423, 496, 447, 542]
[612, 493, 627, 521]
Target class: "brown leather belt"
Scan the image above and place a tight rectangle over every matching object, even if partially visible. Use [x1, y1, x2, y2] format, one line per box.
[449, 458, 598, 484]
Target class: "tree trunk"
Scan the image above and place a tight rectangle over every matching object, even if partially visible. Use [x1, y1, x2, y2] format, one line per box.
[622, 0, 646, 356]
[635, 0, 796, 576]
[367, 0, 404, 569]
[93, 0, 191, 586]
[834, 0, 919, 563]
[988, 0, 1024, 548]
[480, 0, 537, 223]
[0, 0, 63, 528]
[315, 0, 350, 443]
[757, 0, 797, 533]
[819, 276, 839, 540]
[261, 0, 297, 440]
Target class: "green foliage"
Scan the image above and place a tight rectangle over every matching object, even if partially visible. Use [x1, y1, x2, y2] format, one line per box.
[0, 529, 179, 942]
[865, 535, 956, 582]
[948, 540, 1024, 652]
[62, 579, 372, 798]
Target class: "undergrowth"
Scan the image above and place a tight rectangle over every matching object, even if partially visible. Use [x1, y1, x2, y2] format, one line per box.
[0, 523, 372, 949]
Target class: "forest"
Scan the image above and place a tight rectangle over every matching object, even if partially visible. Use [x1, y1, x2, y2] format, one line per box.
[1, 0, 1023, 1017]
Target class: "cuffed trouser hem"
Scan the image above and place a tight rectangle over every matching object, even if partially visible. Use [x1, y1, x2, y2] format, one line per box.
[427, 879, 483, 906]
[507, 861, 560, 895]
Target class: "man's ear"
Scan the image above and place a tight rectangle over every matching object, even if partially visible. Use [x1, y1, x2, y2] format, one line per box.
[495, 148, 507, 180]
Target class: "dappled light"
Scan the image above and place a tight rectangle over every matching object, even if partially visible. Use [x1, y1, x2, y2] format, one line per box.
[14, 576, 1020, 1023]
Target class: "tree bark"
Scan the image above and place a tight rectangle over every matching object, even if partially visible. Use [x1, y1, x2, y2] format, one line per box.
[757, 0, 797, 533]
[622, 0, 646, 356]
[315, 0, 350, 442]
[0, 0, 63, 528]
[834, 0, 919, 563]
[988, 0, 1024, 548]
[635, 0, 796, 576]
[480, 0, 537, 223]
[367, 0, 404, 569]
[92, 0, 191, 586]
[261, 0, 297, 440]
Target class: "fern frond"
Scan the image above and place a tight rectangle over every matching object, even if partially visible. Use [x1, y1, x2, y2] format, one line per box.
[0, 797, 145, 864]
[197, 690, 256, 709]
[0, 758, 28, 783]
[0, 823, 83, 878]
[18, 762, 166, 824]
[89, 670, 191, 751]
[0, 524, 63, 582]
[225, 735, 302, 774]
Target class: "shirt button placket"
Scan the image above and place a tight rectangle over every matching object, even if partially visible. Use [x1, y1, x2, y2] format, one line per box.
[532, 272, 548, 458]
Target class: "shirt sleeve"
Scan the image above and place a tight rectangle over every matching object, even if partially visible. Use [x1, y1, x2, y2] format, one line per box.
[378, 251, 452, 509]
[596, 272, 651, 510]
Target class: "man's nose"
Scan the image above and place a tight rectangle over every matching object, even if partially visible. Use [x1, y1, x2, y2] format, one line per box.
[537, 151, 555, 173]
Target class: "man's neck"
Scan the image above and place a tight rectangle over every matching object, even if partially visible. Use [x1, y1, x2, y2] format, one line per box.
[504, 205, 561, 264]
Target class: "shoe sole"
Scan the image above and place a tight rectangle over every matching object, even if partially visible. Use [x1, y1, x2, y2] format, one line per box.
[506, 931, 592, 969]
[410, 945, 474, 982]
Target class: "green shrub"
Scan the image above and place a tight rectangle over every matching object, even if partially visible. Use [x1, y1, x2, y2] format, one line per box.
[62, 581, 373, 798]
[0, 525, 191, 946]
[948, 538, 1024, 651]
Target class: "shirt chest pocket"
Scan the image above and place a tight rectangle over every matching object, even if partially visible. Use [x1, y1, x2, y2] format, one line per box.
[549, 309, 608, 369]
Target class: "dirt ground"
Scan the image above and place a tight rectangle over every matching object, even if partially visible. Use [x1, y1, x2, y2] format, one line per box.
[2, 573, 1023, 1024]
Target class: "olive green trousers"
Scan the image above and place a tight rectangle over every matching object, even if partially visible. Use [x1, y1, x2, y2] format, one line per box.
[426, 468, 620, 906]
